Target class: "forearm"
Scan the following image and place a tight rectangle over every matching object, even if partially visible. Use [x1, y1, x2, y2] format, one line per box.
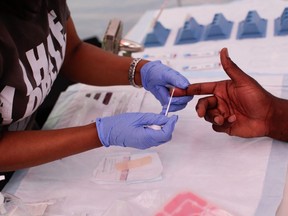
[61, 43, 129, 85]
[267, 97, 288, 142]
[60, 17, 148, 86]
[0, 123, 102, 171]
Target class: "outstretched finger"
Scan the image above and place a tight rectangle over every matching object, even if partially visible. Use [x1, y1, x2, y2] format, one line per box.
[173, 81, 220, 96]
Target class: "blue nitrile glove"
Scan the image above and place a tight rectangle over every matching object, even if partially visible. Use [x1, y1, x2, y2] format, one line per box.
[96, 112, 178, 149]
[140, 60, 193, 114]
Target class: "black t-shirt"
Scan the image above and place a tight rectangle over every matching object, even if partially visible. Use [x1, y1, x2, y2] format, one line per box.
[0, 0, 70, 133]
[0, 0, 70, 190]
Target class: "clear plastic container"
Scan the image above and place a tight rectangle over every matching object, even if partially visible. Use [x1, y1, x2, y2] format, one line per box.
[0, 192, 31, 216]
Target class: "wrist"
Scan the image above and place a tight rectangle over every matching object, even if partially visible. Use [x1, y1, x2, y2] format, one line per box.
[95, 118, 109, 147]
[128, 58, 147, 88]
[267, 97, 288, 142]
[134, 59, 149, 87]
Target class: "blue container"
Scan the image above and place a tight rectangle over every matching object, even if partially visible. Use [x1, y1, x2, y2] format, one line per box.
[203, 13, 233, 41]
[237, 10, 267, 39]
[274, 7, 288, 36]
[175, 17, 204, 44]
[143, 21, 170, 47]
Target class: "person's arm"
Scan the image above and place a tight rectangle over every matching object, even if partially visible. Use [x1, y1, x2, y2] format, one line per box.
[173, 48, 288, 142]
[0, 15, 183, 172]
[0, 112, 179, 172]
[60, 16, 192, 113]
[266, 98, 288, 142]
[0, 16, 129, 172]
[60, 16, 147, 86]
[0, 123, 101, 172]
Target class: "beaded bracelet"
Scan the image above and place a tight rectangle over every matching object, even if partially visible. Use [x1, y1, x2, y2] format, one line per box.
[128, 58, 142, 88]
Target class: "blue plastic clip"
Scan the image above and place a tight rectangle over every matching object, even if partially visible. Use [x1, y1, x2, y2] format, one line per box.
[143, 21, 170, 47]
[274, 7, 288, 36]
[237, 10, 267, 39]
[203, 13, 233, 41]
[174, 17, 204, 45]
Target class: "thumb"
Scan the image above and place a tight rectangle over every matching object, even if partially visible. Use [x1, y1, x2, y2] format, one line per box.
[161, 115, 178, 134]
[220, 48, 252, 85]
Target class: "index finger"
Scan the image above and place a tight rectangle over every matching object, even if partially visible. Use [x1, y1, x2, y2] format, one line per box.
[173, 81, 219, 96]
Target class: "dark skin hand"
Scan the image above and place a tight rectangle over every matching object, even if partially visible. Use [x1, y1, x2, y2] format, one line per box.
[174, 48, 288, 141]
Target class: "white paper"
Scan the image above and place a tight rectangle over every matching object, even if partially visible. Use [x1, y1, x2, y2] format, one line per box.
[43, 84, 146, 129]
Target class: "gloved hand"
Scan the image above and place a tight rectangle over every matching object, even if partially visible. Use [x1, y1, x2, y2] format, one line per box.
[140, 60, 193, 114]
[96, 112, 178, 149]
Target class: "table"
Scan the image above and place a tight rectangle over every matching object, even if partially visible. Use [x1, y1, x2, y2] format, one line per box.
[4, 84, 288, 216]
[4, 0, 288, 215]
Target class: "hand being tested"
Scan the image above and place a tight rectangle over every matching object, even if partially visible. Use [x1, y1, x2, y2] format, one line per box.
[174, 48, 277, 139]
[140, 61, 193, 114]
[96, 112, 178, 149]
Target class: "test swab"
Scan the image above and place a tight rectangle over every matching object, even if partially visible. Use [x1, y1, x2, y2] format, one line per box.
[164, 87, 175, 116]
[147, 87, 175, 130]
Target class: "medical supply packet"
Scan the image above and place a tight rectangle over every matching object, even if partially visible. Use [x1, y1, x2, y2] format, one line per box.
[155, 191, 234, 216]
[92, 151, 163, 184]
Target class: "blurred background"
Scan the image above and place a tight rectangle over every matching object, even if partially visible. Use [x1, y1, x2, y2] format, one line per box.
[66, 0, 236, 41]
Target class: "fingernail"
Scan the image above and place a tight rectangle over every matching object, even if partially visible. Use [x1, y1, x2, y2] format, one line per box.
[226, 48, 229, 58]
[214, 116, 221, 125]
[228, 114, 236, 123]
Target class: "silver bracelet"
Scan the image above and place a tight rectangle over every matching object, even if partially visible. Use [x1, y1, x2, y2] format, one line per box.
[128, 58, 142, 88]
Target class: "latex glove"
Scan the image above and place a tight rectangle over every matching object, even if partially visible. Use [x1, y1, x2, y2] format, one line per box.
[96, 112, 178, 149]
[141, 60, 193, 114]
